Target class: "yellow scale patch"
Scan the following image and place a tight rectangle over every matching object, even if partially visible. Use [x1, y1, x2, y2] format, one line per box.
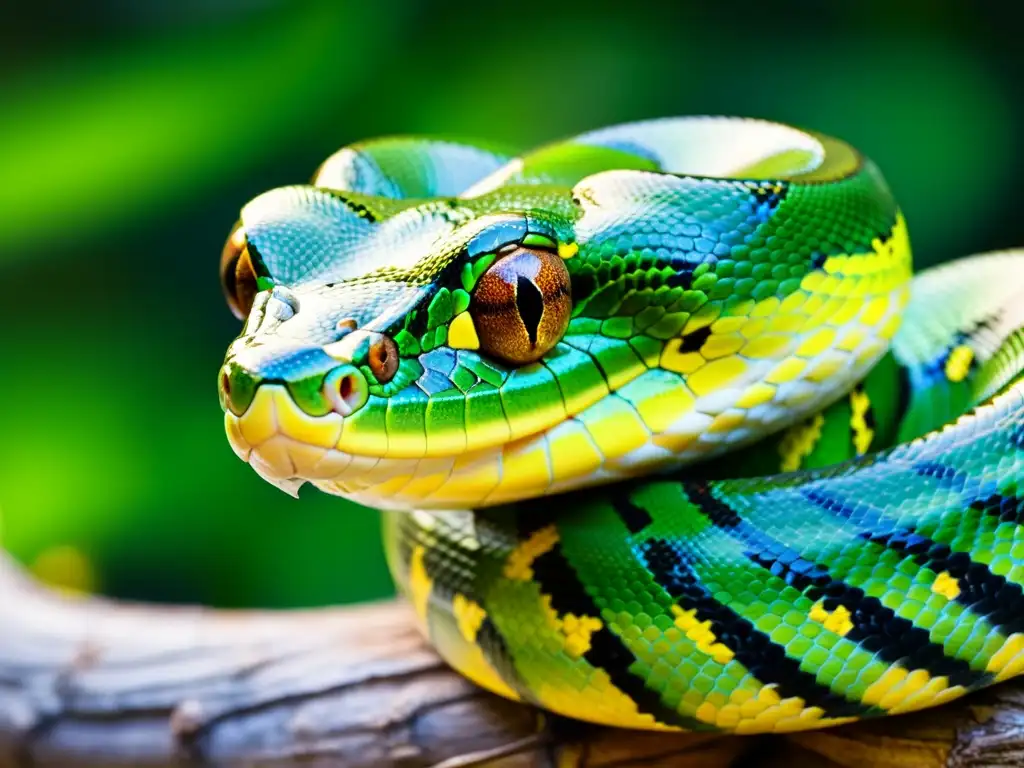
[859, 666, 965, 715]
[619, 372, 696, 433]
[987, 634, 1024, 682]
[576, 396, 651, 461]
[504, 524, 560, 580]
[945, 344, 974, 383]
[696, 689, 854, 734]
[778, 413, 825, 472]
[741, 333, 792, 359]
[931, 571, 961, 600]
[236, 387, 280, 446]
[532, 670, 672, 731]
[848, 387, 875, 455]
[796, 327, 836, 358]
[448, 311, 480, 350]
[835, 327, 866, 353]
[804, 352, 846, 384]
[487, 437, 553, 501]
[766, 357, 806, 384]
[438, 452, 500, 501]
[408, 545, 434, 624]
[271, 387, 344, 449]
[546, 420, 605, 484]
[670, 605, 735, 664]
[391, 457, 456, 501]
[859, 295, 890, 326]
[445, 642, 521, 702]
[735, 382, 777, 410]
[660, 339, 705, 375]
[828, 297, 863, 326]
[879, 312, 903, 342]
[808, 601, 854, 636]
[452, 593, 488, 642]
[708, 410, 747, 434]
[682, 303, 723, 334]
[700, 332, 745, 360]
[710, 315, 746, 334]
[539, 594, 604, 658]
[687, 357, 748, 397]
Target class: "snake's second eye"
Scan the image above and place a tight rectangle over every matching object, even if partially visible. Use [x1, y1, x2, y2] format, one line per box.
[471, 246, 572, 365]
[368, 335, 399, 383]
[220, 224, 260, 320]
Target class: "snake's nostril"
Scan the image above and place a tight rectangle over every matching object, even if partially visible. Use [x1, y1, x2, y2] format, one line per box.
[323, 365, 368, 416]
[220, 369, 232, 398]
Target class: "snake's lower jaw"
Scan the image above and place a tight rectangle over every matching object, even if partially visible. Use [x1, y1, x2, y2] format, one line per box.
[223, 383, 433, 509]
[224, 383, 352, 499]
[222, 379, 570, 510]
[224, 411, 304, 498]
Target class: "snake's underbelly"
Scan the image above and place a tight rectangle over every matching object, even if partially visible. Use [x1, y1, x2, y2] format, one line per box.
[218, 118, 1024, 733]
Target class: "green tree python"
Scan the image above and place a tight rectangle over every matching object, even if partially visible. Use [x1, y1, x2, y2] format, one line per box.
[216, 117, 1024, 734]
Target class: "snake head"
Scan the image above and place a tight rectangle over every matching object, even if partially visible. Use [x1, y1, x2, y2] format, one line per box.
[218, 181, 588, 505]
[219, 123, 910, 509]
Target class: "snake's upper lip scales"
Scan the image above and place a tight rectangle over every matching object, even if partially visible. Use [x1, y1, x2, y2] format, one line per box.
[219, 334, 366, 420]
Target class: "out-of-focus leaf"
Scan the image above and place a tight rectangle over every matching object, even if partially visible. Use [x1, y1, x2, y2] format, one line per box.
[0, 2, 407, 258]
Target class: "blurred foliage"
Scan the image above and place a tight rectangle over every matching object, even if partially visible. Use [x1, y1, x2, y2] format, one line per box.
[1, 0, 1022, 608]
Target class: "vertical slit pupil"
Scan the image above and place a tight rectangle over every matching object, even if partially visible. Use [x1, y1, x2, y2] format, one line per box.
[516, 276, 544, 347]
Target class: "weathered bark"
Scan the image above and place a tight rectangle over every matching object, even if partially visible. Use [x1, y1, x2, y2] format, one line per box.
[0, 552, 1021, 767]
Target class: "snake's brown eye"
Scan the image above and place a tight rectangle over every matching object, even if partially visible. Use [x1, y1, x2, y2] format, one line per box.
[220, 224, 259, 320]
[472, 246, 572, 365]
[368, 335, 399, 383]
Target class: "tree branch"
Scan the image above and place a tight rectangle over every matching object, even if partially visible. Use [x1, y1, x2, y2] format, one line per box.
[0, 552, 1020, 767]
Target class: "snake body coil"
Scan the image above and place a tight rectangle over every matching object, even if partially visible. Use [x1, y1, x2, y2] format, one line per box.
[218, 118, 1024, 733]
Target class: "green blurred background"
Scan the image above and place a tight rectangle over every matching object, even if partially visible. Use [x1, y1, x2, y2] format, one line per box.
[2, 0, 1022, 608]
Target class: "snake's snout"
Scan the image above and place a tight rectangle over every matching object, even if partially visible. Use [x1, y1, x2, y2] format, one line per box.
[220, 344, 372, 488]
[218, 344, 369, 419]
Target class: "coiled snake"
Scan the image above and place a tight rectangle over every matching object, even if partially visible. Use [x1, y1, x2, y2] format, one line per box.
[217, 117, 1024, 733]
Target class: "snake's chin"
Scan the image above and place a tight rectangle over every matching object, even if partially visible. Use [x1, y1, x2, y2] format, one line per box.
[223, 383, 382, 505]
[223, 379, 653, 511]
[223, 382, 557, 511]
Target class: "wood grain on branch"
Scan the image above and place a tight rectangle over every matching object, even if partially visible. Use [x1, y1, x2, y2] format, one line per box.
[0, 551, 1021, 767]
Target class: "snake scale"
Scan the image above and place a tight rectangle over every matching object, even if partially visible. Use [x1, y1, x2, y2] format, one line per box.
[217, 117, 1024, 734]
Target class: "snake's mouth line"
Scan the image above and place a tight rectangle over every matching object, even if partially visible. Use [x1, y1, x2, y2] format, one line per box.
[224, 302, 899, 511]
[224, 382, 582, 509]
